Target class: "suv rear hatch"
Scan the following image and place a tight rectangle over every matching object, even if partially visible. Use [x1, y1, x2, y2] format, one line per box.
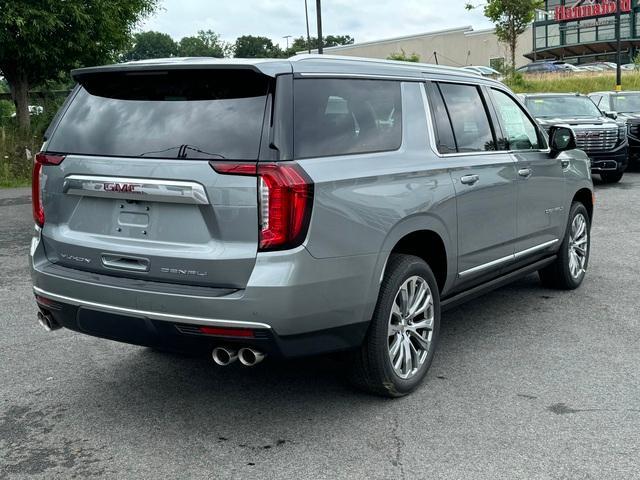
[38, 67, 276, 289]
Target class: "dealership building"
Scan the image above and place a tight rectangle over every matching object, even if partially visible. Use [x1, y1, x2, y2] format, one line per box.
[531, 0, 640, 64]
[317, 0, 640, 68]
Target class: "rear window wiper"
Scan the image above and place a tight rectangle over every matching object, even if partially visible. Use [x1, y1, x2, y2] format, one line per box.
[138, 144, 226, 159]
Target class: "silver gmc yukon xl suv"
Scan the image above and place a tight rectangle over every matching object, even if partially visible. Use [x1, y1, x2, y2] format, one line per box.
[30, 55, 594, 396]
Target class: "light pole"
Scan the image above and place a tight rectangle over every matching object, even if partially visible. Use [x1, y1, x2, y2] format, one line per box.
[616, 0, 622, 90]
[304, 0, 312, 53]
[316, 0, 323, 54]
[283, 35, 292, 50]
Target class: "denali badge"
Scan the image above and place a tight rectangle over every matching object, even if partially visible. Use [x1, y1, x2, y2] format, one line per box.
[160, 267, 208, 277]
[59, 252, 91, 263]
[103, 182, 142, 193]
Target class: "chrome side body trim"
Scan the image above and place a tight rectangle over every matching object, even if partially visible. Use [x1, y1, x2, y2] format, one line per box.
[513, 239, 560, 259]
[458, 239, 559, 277]
[63, 175, 210, 205]
[458, 254, 514, 278]
[33, 286, 272, 330]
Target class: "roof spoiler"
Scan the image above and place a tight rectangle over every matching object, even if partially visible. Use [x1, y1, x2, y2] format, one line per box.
[72, 60, 292, 82]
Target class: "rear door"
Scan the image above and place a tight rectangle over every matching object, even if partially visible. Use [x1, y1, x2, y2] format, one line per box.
[40, 68, 275, 289]
[426, 81, 518, 284]
[487, 87, 566, 254]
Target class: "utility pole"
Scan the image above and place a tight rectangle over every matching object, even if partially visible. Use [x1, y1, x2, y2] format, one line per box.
[304, 0, 312, 53]
[616, 0, 622, 91]
[283, 35, 292, 50]
[316, 0, 323, 54]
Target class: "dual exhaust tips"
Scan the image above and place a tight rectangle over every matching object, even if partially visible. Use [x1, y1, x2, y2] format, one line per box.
[212, 347, 265, 367]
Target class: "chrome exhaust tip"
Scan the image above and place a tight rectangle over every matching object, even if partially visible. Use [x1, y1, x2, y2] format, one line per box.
[37, 310, 61, 332]
[212, 347, 238, 366]
[238, 348, 265, 367]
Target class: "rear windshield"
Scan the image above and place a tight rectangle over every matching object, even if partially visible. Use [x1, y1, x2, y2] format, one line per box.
[47, 70, 270, 160]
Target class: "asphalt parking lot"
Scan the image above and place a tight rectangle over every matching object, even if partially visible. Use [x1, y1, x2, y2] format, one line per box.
[1, 172, 639, 480]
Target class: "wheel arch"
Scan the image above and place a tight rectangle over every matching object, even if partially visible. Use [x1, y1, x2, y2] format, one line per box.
[572, 188, 594, 221]
[361, 214, 456, 325]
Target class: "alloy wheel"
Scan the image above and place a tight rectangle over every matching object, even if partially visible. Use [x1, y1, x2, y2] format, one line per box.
[568, 213, 588, 279]
[388, 275, 434, 379]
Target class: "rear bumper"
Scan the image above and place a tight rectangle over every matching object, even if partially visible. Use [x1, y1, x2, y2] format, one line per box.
[30, 230, 379, 358]
[586, 143, 628, 172]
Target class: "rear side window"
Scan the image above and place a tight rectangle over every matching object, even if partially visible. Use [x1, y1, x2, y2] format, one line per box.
[47, 70, 270, 160]
[293, 78, 402, 158]
[437, 83, 496, 152]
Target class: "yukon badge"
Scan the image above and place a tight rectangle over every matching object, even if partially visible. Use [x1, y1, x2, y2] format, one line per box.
[103, 182, 142, 193]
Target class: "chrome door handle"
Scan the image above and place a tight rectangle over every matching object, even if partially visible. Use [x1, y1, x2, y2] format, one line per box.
[518, 168, 532, 178]
[460, 174, 479, 185]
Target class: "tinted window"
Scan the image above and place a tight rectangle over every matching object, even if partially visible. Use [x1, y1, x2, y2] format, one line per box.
[612, 93, 640, 112]
[438, 83, 495, 152]
[425, 82, 456, 154]
[48, 70, 270, 160]
[293, 79, 402, 158]
[524, 95, 602, 118]
[491, 89, 540, 150]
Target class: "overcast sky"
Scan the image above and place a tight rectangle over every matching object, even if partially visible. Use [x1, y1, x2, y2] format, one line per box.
[140, 0, 494, 48]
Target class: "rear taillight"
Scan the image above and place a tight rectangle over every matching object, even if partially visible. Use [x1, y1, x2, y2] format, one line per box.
[211, 161, 314, 251]
[32, 153, 65, 227]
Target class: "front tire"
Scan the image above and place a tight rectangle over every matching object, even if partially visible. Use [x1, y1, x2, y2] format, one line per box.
[539, 202, 590, 290]
[349, 254, 440, 397]
[600, 171, 623, 183]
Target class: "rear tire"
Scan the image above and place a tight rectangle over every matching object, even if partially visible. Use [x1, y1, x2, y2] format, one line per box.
[539, 202, 590, 290]
[600, 171, 623, 183]
[349, 254, 440, 397]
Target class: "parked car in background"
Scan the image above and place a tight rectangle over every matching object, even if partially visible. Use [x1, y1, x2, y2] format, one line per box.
[516, 62, 562, 74]
[10, 105, 43, 118]
[522, 93, 628, 183]
[30, 56, 594, 397]
[621, 63, 639, 71]
[589, 90, 640, 165]
[461, 65, 503, 80]
[581, 61, 617, 71]
[555, 62, 580, 72]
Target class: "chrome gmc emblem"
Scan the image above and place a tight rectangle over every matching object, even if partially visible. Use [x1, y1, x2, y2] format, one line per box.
[576, 132, 601, 138]
[103, 182, 142, 193]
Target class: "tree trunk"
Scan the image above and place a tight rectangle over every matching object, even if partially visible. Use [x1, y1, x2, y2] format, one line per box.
[10, 75, 31, 132]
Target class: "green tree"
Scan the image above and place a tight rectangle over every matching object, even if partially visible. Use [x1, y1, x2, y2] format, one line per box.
[465, 0, 542, 72]
[387, 50, 421, 63]
[287, 34, 354, 55]
[0, 0, 158, 131]
[123, 31, 178, 61]
[234, 35, 283, 58]
[178, 30, 228, 57]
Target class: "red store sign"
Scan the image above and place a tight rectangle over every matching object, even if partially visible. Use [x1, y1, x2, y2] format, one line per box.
[555, 0, 631, 21]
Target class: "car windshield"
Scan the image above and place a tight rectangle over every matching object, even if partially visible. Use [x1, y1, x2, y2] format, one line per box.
[525, 96, 601, 118]
[612, 94, 640, 113]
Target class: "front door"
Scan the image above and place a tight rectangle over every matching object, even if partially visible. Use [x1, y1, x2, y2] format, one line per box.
[488, 88, 566, 255]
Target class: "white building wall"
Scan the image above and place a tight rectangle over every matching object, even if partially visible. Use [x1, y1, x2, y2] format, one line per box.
[316, 26, 533, 68]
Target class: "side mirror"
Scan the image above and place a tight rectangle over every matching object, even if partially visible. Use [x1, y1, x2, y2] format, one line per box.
[549, 125, 576, 157]
[604, 111, 618, 119]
